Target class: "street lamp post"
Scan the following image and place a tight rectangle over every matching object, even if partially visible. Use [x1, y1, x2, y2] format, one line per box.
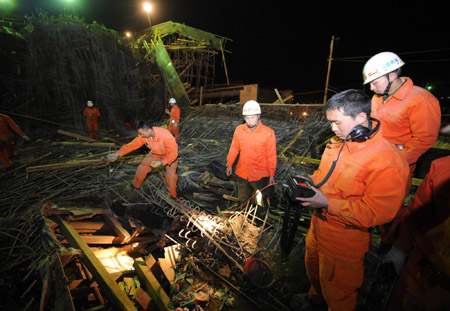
[143, 2, 152, 27]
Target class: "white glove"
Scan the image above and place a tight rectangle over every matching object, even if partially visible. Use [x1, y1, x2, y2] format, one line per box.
[22, 135, 31, 142]
[382, 245, 409, 275]
[151, 161, 162, 168]
[106, 153, 119, 162]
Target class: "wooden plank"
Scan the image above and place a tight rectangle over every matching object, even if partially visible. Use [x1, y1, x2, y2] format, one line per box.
[133, 258, 171, 311]
[57, 129, 97, 142]
[52, 141, 116, 147]
[56, 216, 137, 311]
[52, 254, 76, 311]
[103, 214, 131, 243]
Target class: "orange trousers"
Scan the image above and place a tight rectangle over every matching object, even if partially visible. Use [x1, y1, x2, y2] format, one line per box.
[0, 139, 14, 168]
[86, 118, 98, 138]
[133, 153, 178, 198]
[168, 121, 179, 141]
[386, 249, 450, 310]
[305, 227, 364, 311]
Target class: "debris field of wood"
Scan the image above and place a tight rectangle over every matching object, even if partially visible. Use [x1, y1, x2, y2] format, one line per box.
[0, 12, 410, 311]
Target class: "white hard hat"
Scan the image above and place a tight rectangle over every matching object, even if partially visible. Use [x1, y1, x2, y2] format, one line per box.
[362, 52, 405, 84]
[87, 100, 93, 105]
[169, 98, 176, 104]
[242, 100, 261, 115]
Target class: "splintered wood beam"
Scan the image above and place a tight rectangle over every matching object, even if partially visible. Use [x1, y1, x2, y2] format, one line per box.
[55, 216, 137, 311]
[133, 257, 171, 311]
[103, 215, 131, 243]
[57, 129, 97, 142]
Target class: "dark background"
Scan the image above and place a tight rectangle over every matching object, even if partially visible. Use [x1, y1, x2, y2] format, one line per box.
[4, 0, 450, 96]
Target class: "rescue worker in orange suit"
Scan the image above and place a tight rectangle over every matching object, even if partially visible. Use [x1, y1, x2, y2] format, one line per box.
[226, 100, 277, 208]
[0, 113, 30, 169]
[83, 100, 101, 138]
[106, 120, 178, 198]
[295, 90, 409, 311]
[382, 154, 450, 310]
[165, 97, 180, 141]
[363, 51, 441, 253]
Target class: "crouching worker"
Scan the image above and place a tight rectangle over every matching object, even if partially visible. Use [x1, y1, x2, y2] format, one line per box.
[295, 89, 409, 310]
[107, 120, 178, 198]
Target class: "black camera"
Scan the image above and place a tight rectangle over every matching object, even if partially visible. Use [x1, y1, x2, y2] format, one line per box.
[286, 176, 316, 201]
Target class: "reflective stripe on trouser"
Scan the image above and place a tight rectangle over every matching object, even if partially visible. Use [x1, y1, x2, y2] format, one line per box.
[305, 226, 364, 311]
[133, 153, 178, 198]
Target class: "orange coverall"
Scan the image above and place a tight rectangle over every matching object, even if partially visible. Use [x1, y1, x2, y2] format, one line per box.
[83, 106, 100, 138]
[226, 121, 277, 181]
[167, 105, 180, 140]
[387, 155, 450, 310]
[371, 77, 441, 172]
[371, 77, 441, 246]
[0, 114, 25, 168]
[305, 129, 409, 310]
[117, 127, 178, 197]
[226, 121, 277, 204]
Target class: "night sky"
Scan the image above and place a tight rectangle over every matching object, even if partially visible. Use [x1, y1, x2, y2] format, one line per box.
[4, 0, 450, 96]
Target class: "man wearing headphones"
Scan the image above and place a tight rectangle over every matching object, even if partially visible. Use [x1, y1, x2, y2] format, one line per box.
[295, 89, 409, 310]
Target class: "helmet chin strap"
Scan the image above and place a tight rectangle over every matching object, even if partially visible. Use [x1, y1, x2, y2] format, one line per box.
[377, 74, 393, 97]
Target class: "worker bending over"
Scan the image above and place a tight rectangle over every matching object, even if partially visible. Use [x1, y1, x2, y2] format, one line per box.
[107, 120, 179, 198]
[296, 89, 409, 310]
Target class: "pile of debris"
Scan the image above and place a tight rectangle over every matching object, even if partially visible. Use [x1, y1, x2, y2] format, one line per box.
[0, 105, 395, 310]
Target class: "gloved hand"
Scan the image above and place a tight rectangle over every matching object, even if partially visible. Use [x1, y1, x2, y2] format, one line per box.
[151, 161, 162, 168]
[106, 153, 119, 162]
[382, 245, 409, 275]
[22, 135, 31, 142]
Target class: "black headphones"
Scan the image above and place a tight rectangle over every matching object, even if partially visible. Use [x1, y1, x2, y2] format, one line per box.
[348, 117, 380, 142]
[313, 117, 381, 188]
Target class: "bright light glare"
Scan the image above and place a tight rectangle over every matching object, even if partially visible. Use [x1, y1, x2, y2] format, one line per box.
[256, 190, 263, 206]
[97, 250, 135, 273]
[125, 32, 131, 37]
[143, 2, 152, 12]
[0, 0, 16, 11]
[196, 215, 221, 233]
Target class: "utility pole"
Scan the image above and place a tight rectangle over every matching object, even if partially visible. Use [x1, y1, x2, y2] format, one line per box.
[323, 35, 336, 105]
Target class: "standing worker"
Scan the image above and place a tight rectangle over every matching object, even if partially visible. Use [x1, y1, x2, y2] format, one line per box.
[165, 97, 180, 141]
[83, 100, 101, 139]
[382, 154, 450, 310]
[363, 51, 441, 174]
[363, 51, 441, 252]
[106, 120, 178, 198]
[295, 90, 409, 310]
[226, 100, 277, 208]
[0, 113, 30, 169]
